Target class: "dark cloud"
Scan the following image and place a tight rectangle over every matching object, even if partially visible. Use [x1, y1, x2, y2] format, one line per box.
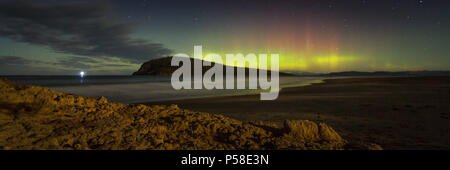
[56, 56, 98, 69]
[104, 64, 131, 67]
[0, 55, 56, 66]
[0, 55, 135, 75]
[0, 0, 172, 63]
[0, 56, 32, 65]
[1, 55, 94, 70]
[0, 56, 55, 75]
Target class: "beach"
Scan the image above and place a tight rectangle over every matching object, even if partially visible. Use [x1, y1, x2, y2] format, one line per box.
[145, 76, 450, 150]
[44, 76, 325, 103]
[0, 79, 345, 150]
[2, 76, 449, 150]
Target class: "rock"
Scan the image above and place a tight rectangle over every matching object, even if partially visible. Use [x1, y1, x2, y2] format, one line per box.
[366, 143, 383, 150]
[283, 120, 344, 143]
[97, 96, 108, 104]
[0, 79, 345, 150]
[168, 104, 179, 110]
[283, 120, 321, 140]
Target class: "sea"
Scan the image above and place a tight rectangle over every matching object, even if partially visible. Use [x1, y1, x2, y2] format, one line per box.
[1, 75, 326, 103]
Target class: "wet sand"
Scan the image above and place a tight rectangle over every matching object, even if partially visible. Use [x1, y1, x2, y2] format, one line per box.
[145, 76, 450, 150]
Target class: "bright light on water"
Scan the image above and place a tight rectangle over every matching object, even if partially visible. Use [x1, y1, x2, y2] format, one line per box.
[80, 71, 85, 78]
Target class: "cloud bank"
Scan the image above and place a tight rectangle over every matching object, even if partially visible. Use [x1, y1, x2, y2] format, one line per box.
[0, 0, 172, 64]
[0, 56, 31, 65]
[0, 55, 137, 75]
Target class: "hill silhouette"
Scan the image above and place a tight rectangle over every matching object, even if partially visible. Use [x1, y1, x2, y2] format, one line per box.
[133, 56, 295, 77]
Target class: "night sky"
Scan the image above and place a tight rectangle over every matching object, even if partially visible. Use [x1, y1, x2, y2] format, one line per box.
[0, 0, 449, 75]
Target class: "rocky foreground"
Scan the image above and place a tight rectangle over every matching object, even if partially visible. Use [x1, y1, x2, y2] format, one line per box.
[0, 79, 345, 150]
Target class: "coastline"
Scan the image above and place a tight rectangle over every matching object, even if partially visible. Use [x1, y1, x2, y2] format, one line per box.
[2, 76, 449, 149]
[0, 78, 347, 150]
[144, 76, 450, 150]
[47, 76, 326, 103]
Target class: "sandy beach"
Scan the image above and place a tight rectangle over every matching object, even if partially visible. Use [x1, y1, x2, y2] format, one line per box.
[145, 76, 450, 150]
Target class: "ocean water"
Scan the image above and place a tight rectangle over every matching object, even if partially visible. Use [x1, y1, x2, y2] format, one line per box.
[1, 75, 325, 103]
[1, 75, 171, 87]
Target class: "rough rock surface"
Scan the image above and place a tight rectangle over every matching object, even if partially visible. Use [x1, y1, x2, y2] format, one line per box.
[0, 79, 345, 150]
